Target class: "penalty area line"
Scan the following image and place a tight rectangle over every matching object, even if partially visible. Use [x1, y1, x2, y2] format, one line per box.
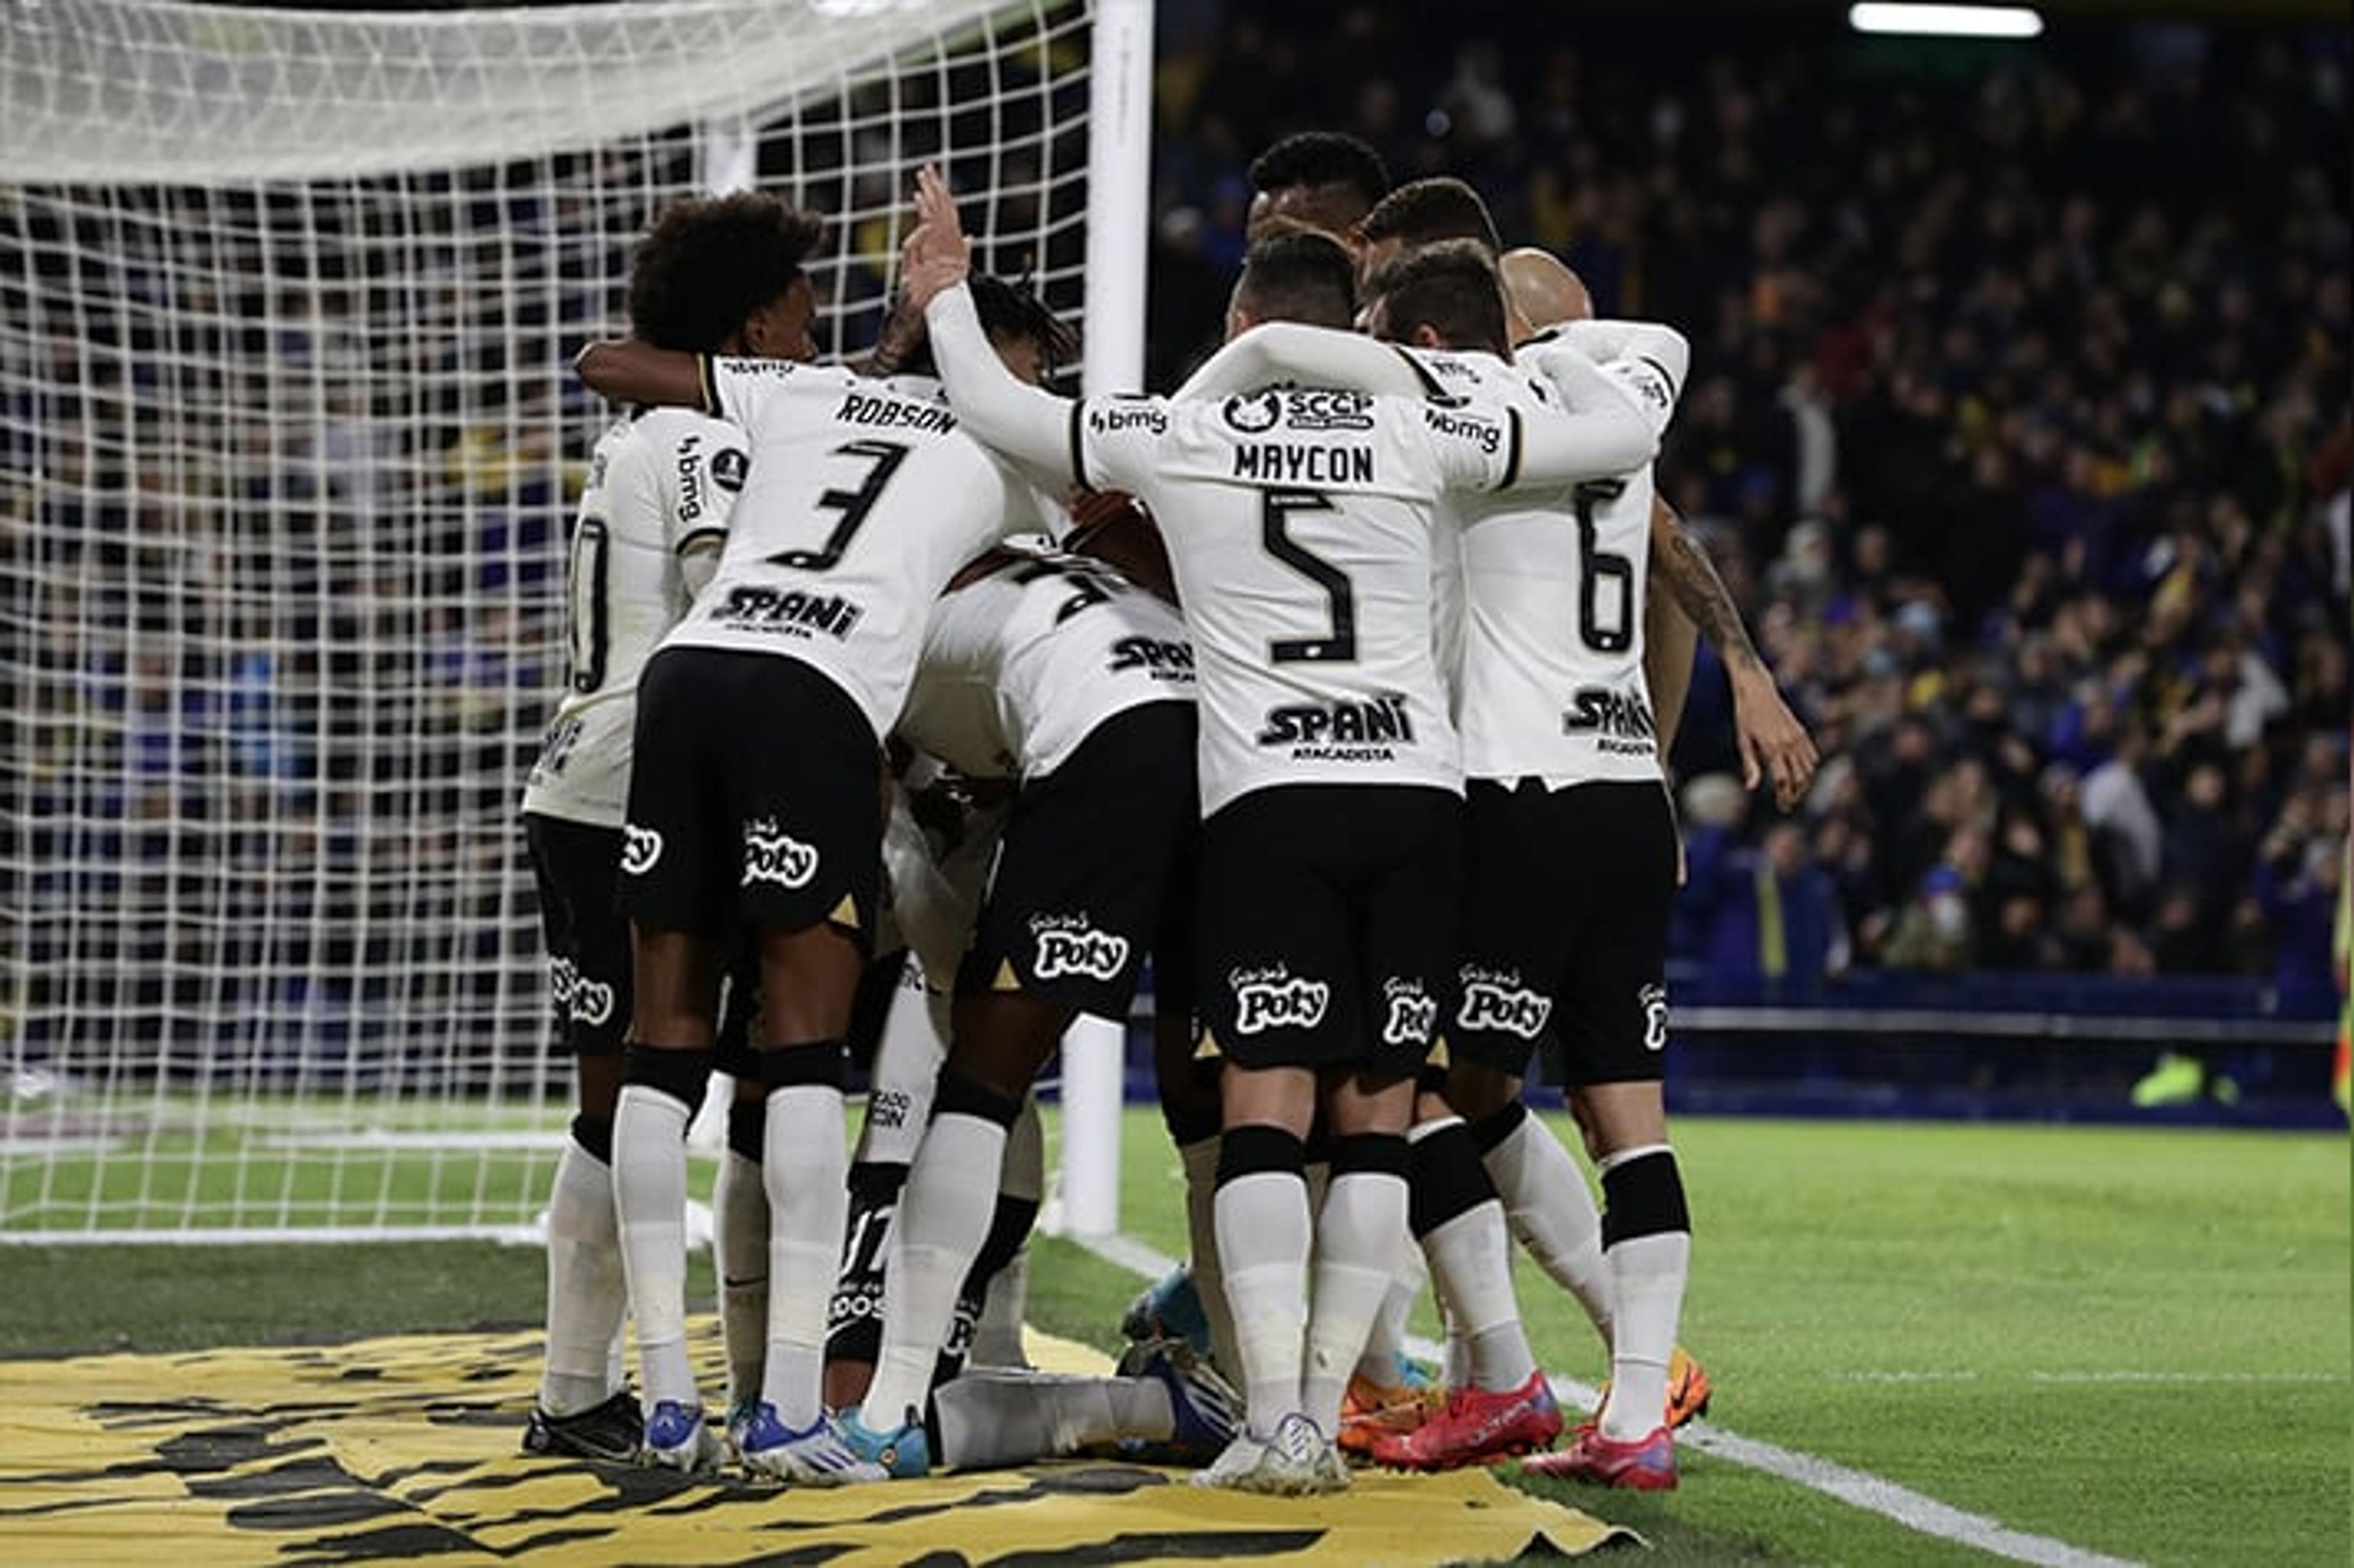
[1059, 1228, 2146, 1568]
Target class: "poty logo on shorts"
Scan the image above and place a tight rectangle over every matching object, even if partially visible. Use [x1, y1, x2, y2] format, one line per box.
[548, 957, 615, 1027]
[1380, 976, 1438, 1048]
[1456, 969, 1552, 1040]
[1641, 983, 1669, 1052]
[1230, 964, 1330, 1036]
[620, 824, 663, 876]
[1030, 915, 1129, 982]
[742, 816, 820, 889]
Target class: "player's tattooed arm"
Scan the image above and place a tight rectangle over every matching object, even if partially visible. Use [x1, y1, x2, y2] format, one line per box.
[860, 289, 929, 377]
[1650, 498, 1819, 809]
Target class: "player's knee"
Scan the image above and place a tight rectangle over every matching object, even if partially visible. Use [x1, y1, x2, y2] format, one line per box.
[1599, 1147, 1689, 1246]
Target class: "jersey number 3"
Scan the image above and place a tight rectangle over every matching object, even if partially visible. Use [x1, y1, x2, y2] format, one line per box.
[768, 439, 912, 571]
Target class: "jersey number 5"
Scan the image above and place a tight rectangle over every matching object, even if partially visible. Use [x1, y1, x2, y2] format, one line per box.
[1262, 490, 1356, 664]
[768, 439, 911, 571]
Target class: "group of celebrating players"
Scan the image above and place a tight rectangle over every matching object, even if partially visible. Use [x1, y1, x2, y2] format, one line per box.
[516, 129, 1819, 1500]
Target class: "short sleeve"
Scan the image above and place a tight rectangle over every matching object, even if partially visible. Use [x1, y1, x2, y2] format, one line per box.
[1413, 399, 1521, 492]
[699, 354, 807, 430]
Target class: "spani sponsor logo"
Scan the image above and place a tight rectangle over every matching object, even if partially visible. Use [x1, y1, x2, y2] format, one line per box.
[742, 817, 820, 889]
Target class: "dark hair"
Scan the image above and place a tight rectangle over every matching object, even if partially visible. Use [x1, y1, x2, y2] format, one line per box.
[1365, 239, 1509, 356]
[627, 192, 825, 353]
[889, 273, 1078, 379]
[1360, 177, 1502, 257]
[1246, 131, 1392, 211]
[1236, 229, 1359, 330]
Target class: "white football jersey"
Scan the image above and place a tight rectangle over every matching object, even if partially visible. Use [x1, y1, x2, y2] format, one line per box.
[897, 539, 1195, 782]
[1073, 387, 1523, 816]
[661, 357, 1043, 741]
[1431, 331, 1684, 786]
[522, 405, 746, 827]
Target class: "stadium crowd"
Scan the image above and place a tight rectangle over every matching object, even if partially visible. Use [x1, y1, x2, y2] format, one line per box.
[1149, 7, 2348, 1001]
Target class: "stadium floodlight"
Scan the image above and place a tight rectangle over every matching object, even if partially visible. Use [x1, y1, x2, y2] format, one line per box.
[1848, 3, 2044, 38]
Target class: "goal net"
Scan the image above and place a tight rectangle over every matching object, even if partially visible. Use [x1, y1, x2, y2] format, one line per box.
[1, 0, 1132, 1241]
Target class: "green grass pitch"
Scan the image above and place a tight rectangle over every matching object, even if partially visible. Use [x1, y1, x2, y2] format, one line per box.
[2, 1110, 2345, 1566]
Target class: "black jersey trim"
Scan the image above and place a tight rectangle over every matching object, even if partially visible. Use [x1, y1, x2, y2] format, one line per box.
[676, 525, 727, 557]
[696, 354, 721, 419]
[1501, 406, 1525, 490]
[1634, 353, 1682, 402]
[1068, 399, 1090, 489]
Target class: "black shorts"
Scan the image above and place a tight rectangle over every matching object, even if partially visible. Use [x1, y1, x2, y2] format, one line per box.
[1449, 778, 1676, 1087]
[622, 647, 882, 940]
[524, 812, 630, 1056]
[956, 702, 1198, 1021]
[1195, 783, 1461, 1076]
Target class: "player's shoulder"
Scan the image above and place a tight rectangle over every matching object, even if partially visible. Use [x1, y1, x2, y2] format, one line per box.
[627, 403, 742, 447]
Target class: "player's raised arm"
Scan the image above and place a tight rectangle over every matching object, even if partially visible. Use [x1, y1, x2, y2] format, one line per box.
[904, 165, 1080, 489]
[1171, 321, 1429, 402]
[573, 339, 709, 411]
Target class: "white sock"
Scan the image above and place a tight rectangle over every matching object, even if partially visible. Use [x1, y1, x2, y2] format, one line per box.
[1419, 1203, 1537, 1393]
[1598, 1146, 1691, 1442]
[1355, 1227, 1425, 1387]
[612, 1083, 698, 1413]
[863, 1109, 1007, 1426]
[714, 1147, 769, 1410]
[1214, 1169, 1311, 1439]
[539, 1139, 625, 1418]
[1177, 1136, 1240, 1377]
[1482, 1110, 1613, 1350]
[970, 1245, 1030, 1369]
[760, 1084, 851, 1431]
[931, 1368, 1171, 1470]
[1303, 1168, 1409, 1439]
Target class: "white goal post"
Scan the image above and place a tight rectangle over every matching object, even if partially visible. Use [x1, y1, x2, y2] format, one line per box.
[0, 0, 1152, 1241]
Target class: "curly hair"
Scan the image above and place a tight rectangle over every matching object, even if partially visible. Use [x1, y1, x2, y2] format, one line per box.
[886, 273, 1080, 381]
[627, 192, 825, 353]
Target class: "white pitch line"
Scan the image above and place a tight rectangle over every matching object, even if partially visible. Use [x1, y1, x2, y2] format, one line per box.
[1059, 1228, 2146, 1568]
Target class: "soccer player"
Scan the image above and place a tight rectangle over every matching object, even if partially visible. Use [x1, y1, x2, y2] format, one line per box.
[517, 191, 815, 1465]
[839, 530, 1201, 1477]
[1245, 130, 1392, 246]
[899, 163, 1657, 1494]
[570, 256, 1061, 1480]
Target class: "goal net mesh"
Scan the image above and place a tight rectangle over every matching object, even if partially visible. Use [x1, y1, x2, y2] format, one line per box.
[0, 0, 1096, 1239]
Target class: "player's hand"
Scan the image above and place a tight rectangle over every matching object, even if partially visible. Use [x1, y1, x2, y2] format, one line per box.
[899, 164, 972, 311]
[1731, 665, 1819, 812]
